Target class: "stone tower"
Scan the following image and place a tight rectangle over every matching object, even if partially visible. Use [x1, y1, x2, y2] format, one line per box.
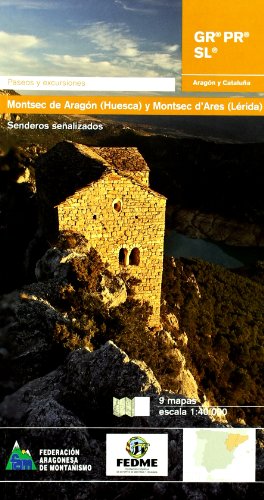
[36, 141, 166, 326]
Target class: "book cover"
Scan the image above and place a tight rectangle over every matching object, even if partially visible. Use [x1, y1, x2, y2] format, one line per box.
[0, 0, 263, 496]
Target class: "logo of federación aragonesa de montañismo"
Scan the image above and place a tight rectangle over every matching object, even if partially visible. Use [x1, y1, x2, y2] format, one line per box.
[126, 436, 149, 458]
[6, 441, 37, 471]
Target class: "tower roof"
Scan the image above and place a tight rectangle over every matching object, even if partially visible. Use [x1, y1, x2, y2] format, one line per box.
[36, 141, 158, 206]
[89, 146, 149, 173]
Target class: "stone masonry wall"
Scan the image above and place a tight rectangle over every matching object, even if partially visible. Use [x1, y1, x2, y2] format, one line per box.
[57, 172, 166, 326]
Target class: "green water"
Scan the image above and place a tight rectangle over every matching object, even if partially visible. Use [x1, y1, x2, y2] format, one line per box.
[165, 231, 264, 268]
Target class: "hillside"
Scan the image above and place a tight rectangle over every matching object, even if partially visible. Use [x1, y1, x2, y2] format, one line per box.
[162, 257, 264, 425]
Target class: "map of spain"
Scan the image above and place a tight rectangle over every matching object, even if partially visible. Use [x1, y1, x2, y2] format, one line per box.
[183, 428, 256, 482]
[196, 430, 248, 472]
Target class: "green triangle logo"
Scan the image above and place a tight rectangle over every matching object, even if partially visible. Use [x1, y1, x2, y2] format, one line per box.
[6, 441, 37, 471]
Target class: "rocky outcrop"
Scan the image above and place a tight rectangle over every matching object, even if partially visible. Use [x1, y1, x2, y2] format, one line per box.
[1, 244, 130, 398]
[156, 331, 199, 401]
[0, 287, 66, 396]
[35, 248, 88, 281]
[169, 208, 264, 246]
[96, 274, 127, 308]
[35, 247, 127, 308]
[0, 340, 209, 428]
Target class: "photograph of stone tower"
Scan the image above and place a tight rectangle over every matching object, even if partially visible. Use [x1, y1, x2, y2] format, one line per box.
[36, 141, 166, 326]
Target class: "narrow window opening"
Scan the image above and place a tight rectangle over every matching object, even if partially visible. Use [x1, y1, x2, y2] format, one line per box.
[129, 248, 140, 266]
[119, 248, 128, 266]
[93, 214, 97, 220]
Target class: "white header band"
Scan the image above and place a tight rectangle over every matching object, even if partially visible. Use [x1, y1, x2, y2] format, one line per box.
[0, 76, 175, 92]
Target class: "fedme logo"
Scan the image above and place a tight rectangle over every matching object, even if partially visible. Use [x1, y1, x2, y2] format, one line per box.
[106, 433, 168, 476]
[117, 435, 157, 467]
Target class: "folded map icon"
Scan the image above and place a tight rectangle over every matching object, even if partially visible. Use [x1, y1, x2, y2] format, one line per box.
[113, 397, 150, 417]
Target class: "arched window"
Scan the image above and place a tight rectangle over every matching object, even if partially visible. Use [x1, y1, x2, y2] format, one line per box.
[119, 248, 128, 266]
[129, 248, 140, 266]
